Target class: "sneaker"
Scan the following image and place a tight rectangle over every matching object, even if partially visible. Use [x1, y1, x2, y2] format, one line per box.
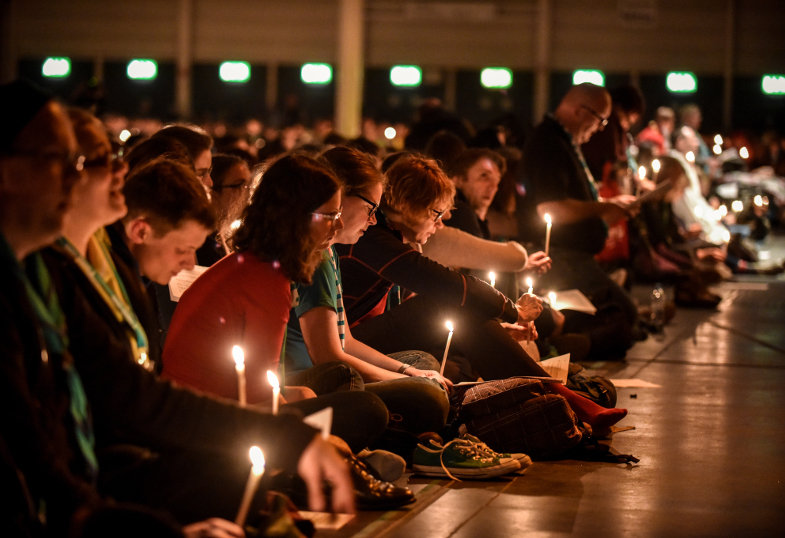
[357, 448, 407, 482]
[460, 434, 533, 475]
[412, 437, 520, 480]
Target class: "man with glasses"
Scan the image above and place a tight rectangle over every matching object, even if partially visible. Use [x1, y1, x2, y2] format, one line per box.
[518, 83, 641, 360]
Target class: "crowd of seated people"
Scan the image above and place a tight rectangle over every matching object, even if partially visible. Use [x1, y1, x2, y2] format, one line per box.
[3, 75, 783, 537]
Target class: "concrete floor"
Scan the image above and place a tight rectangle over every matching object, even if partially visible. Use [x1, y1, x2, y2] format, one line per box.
[323, 238, 785, 538]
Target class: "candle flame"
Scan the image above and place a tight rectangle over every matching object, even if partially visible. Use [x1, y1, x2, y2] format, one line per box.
[548, 291, 557, 304]
[652, 159, 661, 173]
[543, 213, 552, 225]
[731, 200, 744, 212]
[445, 320, 454, 332]
[685, 151, 695, 163]
[488, 271, 496, 281]
[714, 134, 723, 146]
[249, 446, 265, 476]
[712, 144, 722, 155]
[230, 219, 242, 231]
[638, 165, 646, 180]
[526, 277, 533, 290]
[266, 370, 280, 390]
[739, 146, 749, 159]
[232, 345, 245, 368]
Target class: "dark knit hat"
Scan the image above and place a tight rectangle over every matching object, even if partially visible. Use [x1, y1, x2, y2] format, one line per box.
[0, 79, 54, 154]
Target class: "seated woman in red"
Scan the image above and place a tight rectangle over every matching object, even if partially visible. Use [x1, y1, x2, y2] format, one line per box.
[162, 154, 388, 452]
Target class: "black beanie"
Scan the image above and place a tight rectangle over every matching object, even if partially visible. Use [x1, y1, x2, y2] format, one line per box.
[0, 79, 54, 154]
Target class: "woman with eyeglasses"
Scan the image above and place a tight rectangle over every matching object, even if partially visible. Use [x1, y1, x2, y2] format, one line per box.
[161, 154, 390, 453]
[337, 154, 628, 433]
[196, 153, 254, 266]
[285, 146, 451, 438]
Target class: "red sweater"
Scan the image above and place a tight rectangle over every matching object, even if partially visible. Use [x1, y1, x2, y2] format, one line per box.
[162, 252, 291, 403]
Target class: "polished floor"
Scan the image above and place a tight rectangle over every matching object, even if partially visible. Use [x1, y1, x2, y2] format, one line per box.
[324, 236, 785, 538]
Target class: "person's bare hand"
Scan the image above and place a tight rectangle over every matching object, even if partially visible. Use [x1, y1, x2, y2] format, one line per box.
[297, 435, 356, 515]
[182, 518, 245, 538]
[500, 321, 538, 342]
[515, 293, 543, 323]
[406, 368, 453, 391]
[524, 251, 552, 274]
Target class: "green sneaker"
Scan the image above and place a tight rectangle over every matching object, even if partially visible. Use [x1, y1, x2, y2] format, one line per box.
[461, 433, 533, 475]
[412, 437, 521, 480]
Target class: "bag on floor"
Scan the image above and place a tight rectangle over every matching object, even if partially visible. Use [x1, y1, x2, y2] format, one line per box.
[449, 377, 586, 460]
[566, 363, 618, 408]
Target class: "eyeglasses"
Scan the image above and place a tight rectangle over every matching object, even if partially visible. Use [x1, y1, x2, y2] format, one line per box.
[430, 208, 447, 222]
[11, 149, 86, 172]
[581, 105, 609, 129]
[83, 151, 123, 171]
[311, 209, 343, 224]
[351, 193, 379, 218]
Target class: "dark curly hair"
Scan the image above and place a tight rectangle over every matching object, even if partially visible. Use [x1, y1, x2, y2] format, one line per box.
[232, 153, 340, 283]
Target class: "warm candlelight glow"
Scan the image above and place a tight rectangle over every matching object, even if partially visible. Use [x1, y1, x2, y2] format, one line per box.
[233, 345, 247, 406]
[739, 146, 749, 159]
[685, 151, 695, 163]
[713, 144, 722, 155]
[440, 321, 454, 375]
[230, 219, 242, 231]
[652, 159, 661, 174]
[526, 277, 534, 294]
[548, 291, 557, 305]
[638, 165, 646, 181]
[714, 134, 723, 146]
[236, 446, 266, 526]
[266, 370, 281, 415]
[731, 200, 744, 213]
[488, 271, 496, 288]
[232, 345, 245, 370]
[249, 445, 265, 476]
[543, 213, 552, 256]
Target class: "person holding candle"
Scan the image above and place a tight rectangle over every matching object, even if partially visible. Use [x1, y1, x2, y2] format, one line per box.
[0, 84, 354, 536]
[336, 153, 628, 434]
[517, 83, 644, 359]
[285, 146, 451, 440]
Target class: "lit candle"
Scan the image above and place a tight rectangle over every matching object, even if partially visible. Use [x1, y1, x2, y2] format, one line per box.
[739, 146, 749, 159]
[489, 271, 496, 288]
[651, 158, 661, 182]
[232, 345, 246, 406]
[714, 134, 723, 146]
[548, 291, 557, 306]
[637, 165, 646, 181]
[526, 277, 534, 294]
[439, 321, 454, 376]
[732, 200, 744, 213]
[543, 213, 552, 256]
[266, 370, 280, 415]
[235, 446, 265, 527]
[685, 151, 695, 163]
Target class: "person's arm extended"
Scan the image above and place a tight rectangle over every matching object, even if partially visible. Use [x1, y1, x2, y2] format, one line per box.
[422, 226, 528, 272]
[298, 306, 406, 382]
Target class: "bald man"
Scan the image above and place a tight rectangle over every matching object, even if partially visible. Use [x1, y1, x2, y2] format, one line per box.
[517, 83, 640, 360]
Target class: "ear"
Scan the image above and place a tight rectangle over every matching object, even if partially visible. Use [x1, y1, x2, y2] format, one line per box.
[125, 217, 152, 245]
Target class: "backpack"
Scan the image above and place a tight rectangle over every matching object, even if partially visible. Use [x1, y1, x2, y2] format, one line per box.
[566, 363, 618, 408]
[449, 377, 586, 460]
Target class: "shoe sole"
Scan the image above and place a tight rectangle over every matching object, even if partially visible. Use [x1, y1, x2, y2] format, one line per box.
[412, 461, 520, 479]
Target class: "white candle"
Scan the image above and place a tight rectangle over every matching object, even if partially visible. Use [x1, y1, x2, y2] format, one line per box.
[266, 370, 280, 415]
[543, 213, 552, 256]
[439, 321, 454, 376]
[637, 165, 646, 181]
[232, 345, 246, 406]
[526, 277, 534, 295]
[235, 446, 265, 527]
[651, 158, 661, 182]
[488, 271, 496, 288]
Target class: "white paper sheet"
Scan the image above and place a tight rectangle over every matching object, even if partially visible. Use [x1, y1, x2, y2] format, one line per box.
[538, 353, 570, 384]
[548, 289, 597, 315]
[303, 406, 333, 440]
[168, 265, 208, 302]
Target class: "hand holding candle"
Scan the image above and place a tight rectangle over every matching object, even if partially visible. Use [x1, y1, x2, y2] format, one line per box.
[439, 321, 454, 376]
[266, 370, 280, 415]
[232, 345, 246, 406]
[515, 291, 543, 325]
[543, 213, 552, 256]
[235, 446, 265, 527]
